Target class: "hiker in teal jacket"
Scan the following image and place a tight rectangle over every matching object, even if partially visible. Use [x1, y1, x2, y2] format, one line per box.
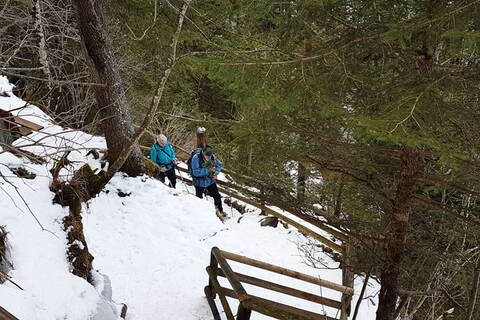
[150, 134, 177, 188]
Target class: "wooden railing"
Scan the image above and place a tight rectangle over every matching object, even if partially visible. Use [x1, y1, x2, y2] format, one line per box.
[205, 247, 354, 320]
[0, 305, 19, 320]
[142, 142, 348, 251]
[174, 165, 344, 253]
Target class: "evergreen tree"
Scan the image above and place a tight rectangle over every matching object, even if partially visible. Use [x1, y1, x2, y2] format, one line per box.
[192, 1, 480, 318]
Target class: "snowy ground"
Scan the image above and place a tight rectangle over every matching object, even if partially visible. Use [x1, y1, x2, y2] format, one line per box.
[0, 75, 378, 319]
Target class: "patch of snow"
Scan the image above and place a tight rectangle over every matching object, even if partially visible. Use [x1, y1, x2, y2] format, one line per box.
[0, 75, 378, 319]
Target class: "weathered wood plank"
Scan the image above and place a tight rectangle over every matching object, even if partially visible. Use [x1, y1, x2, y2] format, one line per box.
[206, 266, 235, 320]
[219, 287, 339, 320]
[13, 116, 43, 131]
[244, 295, 339, 320]
[211, 247, 249, 301]
[209, 250, 219, 298]
[340, 245, 354, 320]
[237, 302, 252, 320]
[0, 305, 20, 320]
[217, 268, 342, 309]
[204, 286, 222, 320]
[220, 250, 354, 296]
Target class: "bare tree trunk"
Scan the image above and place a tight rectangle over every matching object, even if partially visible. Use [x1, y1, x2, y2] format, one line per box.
[296, 36, 311, 203]
[247, 146, 253, 173]
[377, 148, 420, 320]
[72, 0, 145, 176]
[467, 256, 480, 320]
[297, 161, 307, 202]
[33, 0, 53, 106]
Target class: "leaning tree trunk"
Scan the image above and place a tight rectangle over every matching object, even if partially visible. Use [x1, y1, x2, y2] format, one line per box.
[72, 0, 145, 176]
[376, 147, 420, 320]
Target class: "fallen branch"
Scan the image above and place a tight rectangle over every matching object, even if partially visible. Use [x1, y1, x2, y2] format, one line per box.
[49, 150, 71, 190]
[0, 144, 46, 164]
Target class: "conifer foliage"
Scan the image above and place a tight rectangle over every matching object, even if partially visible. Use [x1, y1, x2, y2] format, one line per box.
[1, 0, 480, 318]
[192, 1, 480, 319]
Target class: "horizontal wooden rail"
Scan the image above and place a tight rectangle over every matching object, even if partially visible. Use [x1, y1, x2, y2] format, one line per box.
[0, 306, 19, 320]
[220, 287, 338, 320]
[146, 142, 349, 243]
[216, 186, 343, 253]
[217, 268, 342, 309]
[144, 145, 348, 244]
[221, 249, 354, 296]
[205, 247, 351, 320]
[211, 175, 348, 242]
[174, 166, 343, 253]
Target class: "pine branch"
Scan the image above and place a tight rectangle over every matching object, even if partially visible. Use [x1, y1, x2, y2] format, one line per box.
[210, 36, 377, 67]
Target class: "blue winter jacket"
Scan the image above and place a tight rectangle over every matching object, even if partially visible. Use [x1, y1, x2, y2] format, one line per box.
[191, 153, 222, 187]
[150, 142, 176, 171]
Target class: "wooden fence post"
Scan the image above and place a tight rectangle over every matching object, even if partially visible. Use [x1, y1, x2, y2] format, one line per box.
[209, 250, 218, 298]
[237, 303, 252, 320]
[340, 244, 354, 320]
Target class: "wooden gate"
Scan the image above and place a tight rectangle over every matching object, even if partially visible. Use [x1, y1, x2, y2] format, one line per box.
[205, 247, 354, 320]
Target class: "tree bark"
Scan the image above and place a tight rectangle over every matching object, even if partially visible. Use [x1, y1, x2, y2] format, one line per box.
[467, 256, 480, 320]
[33, 0, 53, 106]
[297, 161, 307, 202]
[72, 0, 145, 176]
[376, 147, 420, 320]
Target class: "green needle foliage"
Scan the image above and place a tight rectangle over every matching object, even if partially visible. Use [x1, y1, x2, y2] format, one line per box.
[2, 0, 480, 318]
[189, 1, 480, 318]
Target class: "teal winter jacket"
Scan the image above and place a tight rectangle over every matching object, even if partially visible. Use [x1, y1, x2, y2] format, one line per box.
[150, 142, 176, 171]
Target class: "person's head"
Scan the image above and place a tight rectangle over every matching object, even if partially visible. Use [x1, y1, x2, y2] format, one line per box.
[202, 146, 214, 160]
[156, 134, 168, 147]
[196, 127, 208, 148]
[196, 127, 206, 135]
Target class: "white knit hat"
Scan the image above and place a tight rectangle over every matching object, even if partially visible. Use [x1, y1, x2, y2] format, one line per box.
[156, 134, 167, 144]
[196, 127, 206, 135]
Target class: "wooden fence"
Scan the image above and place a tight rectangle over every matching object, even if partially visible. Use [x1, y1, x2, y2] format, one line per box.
[205, 247, 354, 320]
[0, 305, 19, 320]
[174, 165, 344, 253]
[143, 142, 348, 249]
[144, 143, 356, 317]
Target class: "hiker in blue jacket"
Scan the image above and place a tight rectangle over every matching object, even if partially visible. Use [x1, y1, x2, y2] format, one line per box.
[150, 134, 177, 188]
[191, 146, 225, 216]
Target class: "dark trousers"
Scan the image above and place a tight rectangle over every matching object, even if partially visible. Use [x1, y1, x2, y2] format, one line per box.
[159, 167, 176, 188]
[195, 183, 223, 212]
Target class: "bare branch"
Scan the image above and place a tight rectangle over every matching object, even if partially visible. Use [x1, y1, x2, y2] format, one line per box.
[126, 0, 157, 41]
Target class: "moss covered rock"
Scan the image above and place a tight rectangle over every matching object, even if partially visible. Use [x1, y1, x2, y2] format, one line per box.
[144, 157, 159, 177]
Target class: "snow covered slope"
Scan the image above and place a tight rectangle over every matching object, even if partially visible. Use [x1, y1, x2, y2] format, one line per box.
[84, 176, 380, 320]
[0, 76, 115, 319]
[0, 76, 378, 319]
